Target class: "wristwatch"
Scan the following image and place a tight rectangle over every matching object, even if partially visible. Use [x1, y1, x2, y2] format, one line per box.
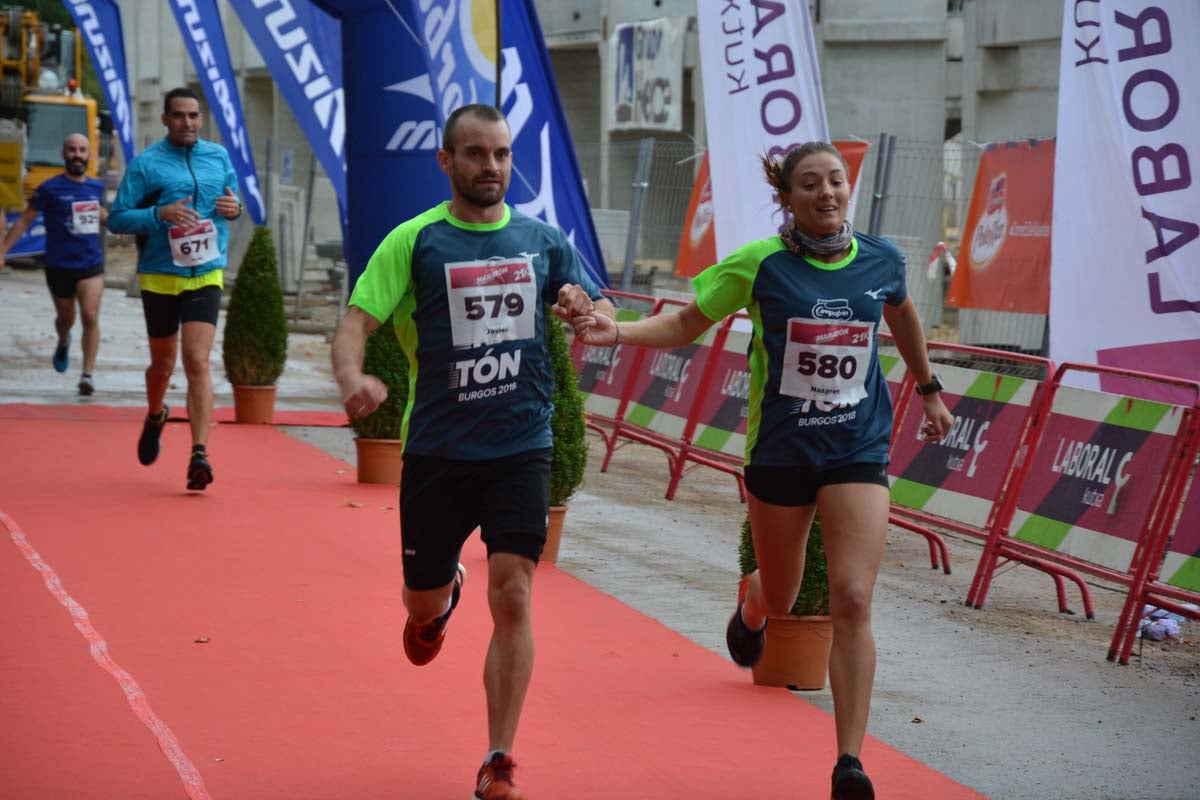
[914, 373, 944, 396]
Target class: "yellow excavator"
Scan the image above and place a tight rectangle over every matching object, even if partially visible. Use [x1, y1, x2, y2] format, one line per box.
[0, 6, 105, 205]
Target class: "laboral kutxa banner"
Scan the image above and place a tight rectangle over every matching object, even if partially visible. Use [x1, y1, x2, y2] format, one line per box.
[697, 0, 828, 260]
[1051, 1, 1200, 390]
[946, 139, 1054, 314]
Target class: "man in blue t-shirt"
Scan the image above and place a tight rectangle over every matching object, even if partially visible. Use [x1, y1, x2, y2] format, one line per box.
[0, 133, 106, 395]
[332, 103, 612, 800]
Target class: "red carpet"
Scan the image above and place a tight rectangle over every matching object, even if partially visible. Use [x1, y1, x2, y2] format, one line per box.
[0, 406, 985, 799]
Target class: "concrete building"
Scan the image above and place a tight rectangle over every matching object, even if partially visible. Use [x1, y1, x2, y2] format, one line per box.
[110, 0, 1062, 340]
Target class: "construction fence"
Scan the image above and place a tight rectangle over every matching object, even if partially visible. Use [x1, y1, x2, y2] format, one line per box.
[581, 134, 1049, 366]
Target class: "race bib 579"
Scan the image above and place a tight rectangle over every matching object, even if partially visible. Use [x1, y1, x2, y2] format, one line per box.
[444, 257, 537, 349]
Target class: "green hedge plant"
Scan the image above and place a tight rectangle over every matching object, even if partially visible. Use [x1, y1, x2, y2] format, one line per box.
[349, 316, 410, 440]
[222, 226, 288, 386]
[738, 512, 830, 616]
[546, 308, 587, 506]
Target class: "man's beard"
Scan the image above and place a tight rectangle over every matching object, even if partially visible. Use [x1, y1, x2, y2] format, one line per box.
[65, 159, 87, 176]
[453, 171, 507, 209]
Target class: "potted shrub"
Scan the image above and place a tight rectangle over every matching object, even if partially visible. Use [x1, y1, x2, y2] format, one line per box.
[350, 315, 410, 484]
[222, 226, 288, 423]
[542, 309, 587, 564]
[738, 512, 833, 689]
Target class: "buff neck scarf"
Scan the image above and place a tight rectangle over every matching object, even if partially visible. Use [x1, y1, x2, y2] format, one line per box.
[781, 221, 854, 257]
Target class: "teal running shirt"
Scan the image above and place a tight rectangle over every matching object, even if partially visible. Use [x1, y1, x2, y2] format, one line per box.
[693, 232, 907, 469]
[350, 202, 602, 459]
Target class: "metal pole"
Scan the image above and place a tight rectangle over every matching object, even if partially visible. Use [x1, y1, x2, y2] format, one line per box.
[620, 137, 655, 293]
[292, 150, 318, 321]
[494, 0, 502, 109]
[868, 133, 896, 236]
[263, 136, 272, 223]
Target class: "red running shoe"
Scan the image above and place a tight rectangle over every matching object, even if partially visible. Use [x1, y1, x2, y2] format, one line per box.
[475, 752, 527, 800]
[402, 563, 465, 666]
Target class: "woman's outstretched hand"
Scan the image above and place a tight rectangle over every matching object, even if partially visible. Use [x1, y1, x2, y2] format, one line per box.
[571, 312, 619, 346]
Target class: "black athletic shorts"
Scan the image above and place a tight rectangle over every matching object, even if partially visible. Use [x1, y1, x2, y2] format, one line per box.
[141, 285, 222, 338]
[744, 461, 890, 507]
[44, 264, 103, 299]
[399, 447, 552, 590]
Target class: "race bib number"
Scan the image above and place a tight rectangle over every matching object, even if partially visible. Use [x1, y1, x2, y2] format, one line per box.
[71, 201, 100, 235]
[779, 318, 873, 404]
[169, 220, 218, 267]
[445, 257, 537, 348]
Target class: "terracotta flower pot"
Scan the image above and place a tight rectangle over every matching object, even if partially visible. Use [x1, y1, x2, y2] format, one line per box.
[751, 615, 833, 690]
[232, 384, 276, 424]
[541, 505, 567, 565]
[354, 437, 404, 485]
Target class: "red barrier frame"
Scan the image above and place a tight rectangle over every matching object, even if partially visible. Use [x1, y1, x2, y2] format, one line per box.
[664, 313, 747, 501]
[886, 341, 1054, 575]
[570, 290, 660, 454]
[1107, 403, 1200, 664]
[594, 297, 723, 495]
[966, 363, 1200, 639]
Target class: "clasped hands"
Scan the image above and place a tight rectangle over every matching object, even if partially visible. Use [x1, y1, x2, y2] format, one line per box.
[553, 283, 617, 346]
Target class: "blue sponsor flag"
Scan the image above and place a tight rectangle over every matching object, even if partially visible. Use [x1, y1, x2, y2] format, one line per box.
[168, 0, 266, 224]
[334, 1, 448, 281]
[63, 0, 136, 165]
[501, 0, 607, 287]
[406, 0, 498, 117]
[229, 0, 346, 209]
[4, 211, 45, 257]
[405, 0, 608, 288]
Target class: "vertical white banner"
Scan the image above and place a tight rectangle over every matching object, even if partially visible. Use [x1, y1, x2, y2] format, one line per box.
[606, 17, 685, 132]
[1052, 1, 1200, 389]
[697, 0, 828, 260]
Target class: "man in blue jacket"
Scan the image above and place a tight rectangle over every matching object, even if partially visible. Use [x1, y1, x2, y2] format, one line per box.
[108, 87, 243, 491]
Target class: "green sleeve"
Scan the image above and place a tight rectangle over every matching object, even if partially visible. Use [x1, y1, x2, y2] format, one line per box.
[349, 222, 419, 324]
[692, 238, 782, 321]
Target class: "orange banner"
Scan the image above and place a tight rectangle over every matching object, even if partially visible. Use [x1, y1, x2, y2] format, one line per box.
[945, 140, 1054, 314]
[674, 154, 717, 279]
[675, 141, 869, 278]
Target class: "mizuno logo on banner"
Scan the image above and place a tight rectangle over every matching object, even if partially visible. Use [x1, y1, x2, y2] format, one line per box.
[64, 0, 134, 164]
[170, 0, 265, 224]
[250, 0, 345, 158]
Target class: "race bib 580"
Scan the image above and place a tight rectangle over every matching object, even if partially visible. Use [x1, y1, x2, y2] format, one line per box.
[779, 318, 873, 404]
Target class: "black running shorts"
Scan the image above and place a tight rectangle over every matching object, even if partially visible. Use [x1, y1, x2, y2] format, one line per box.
[44, 264, 103, 299]
[744, 461, 890, 507]
[399, 447, 552, 590]
[141, 284, 221, 338]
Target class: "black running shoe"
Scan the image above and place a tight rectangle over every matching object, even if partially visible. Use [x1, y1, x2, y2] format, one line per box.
[137, 406, 169, 465]
[186, 450, 213, 491]
[726, 574, 767, 667]
[831, 754, 875, 800]
[77, 374, 94, 396]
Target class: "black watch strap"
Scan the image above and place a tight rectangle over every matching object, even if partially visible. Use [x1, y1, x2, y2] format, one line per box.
[915, 373, 944, 396]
